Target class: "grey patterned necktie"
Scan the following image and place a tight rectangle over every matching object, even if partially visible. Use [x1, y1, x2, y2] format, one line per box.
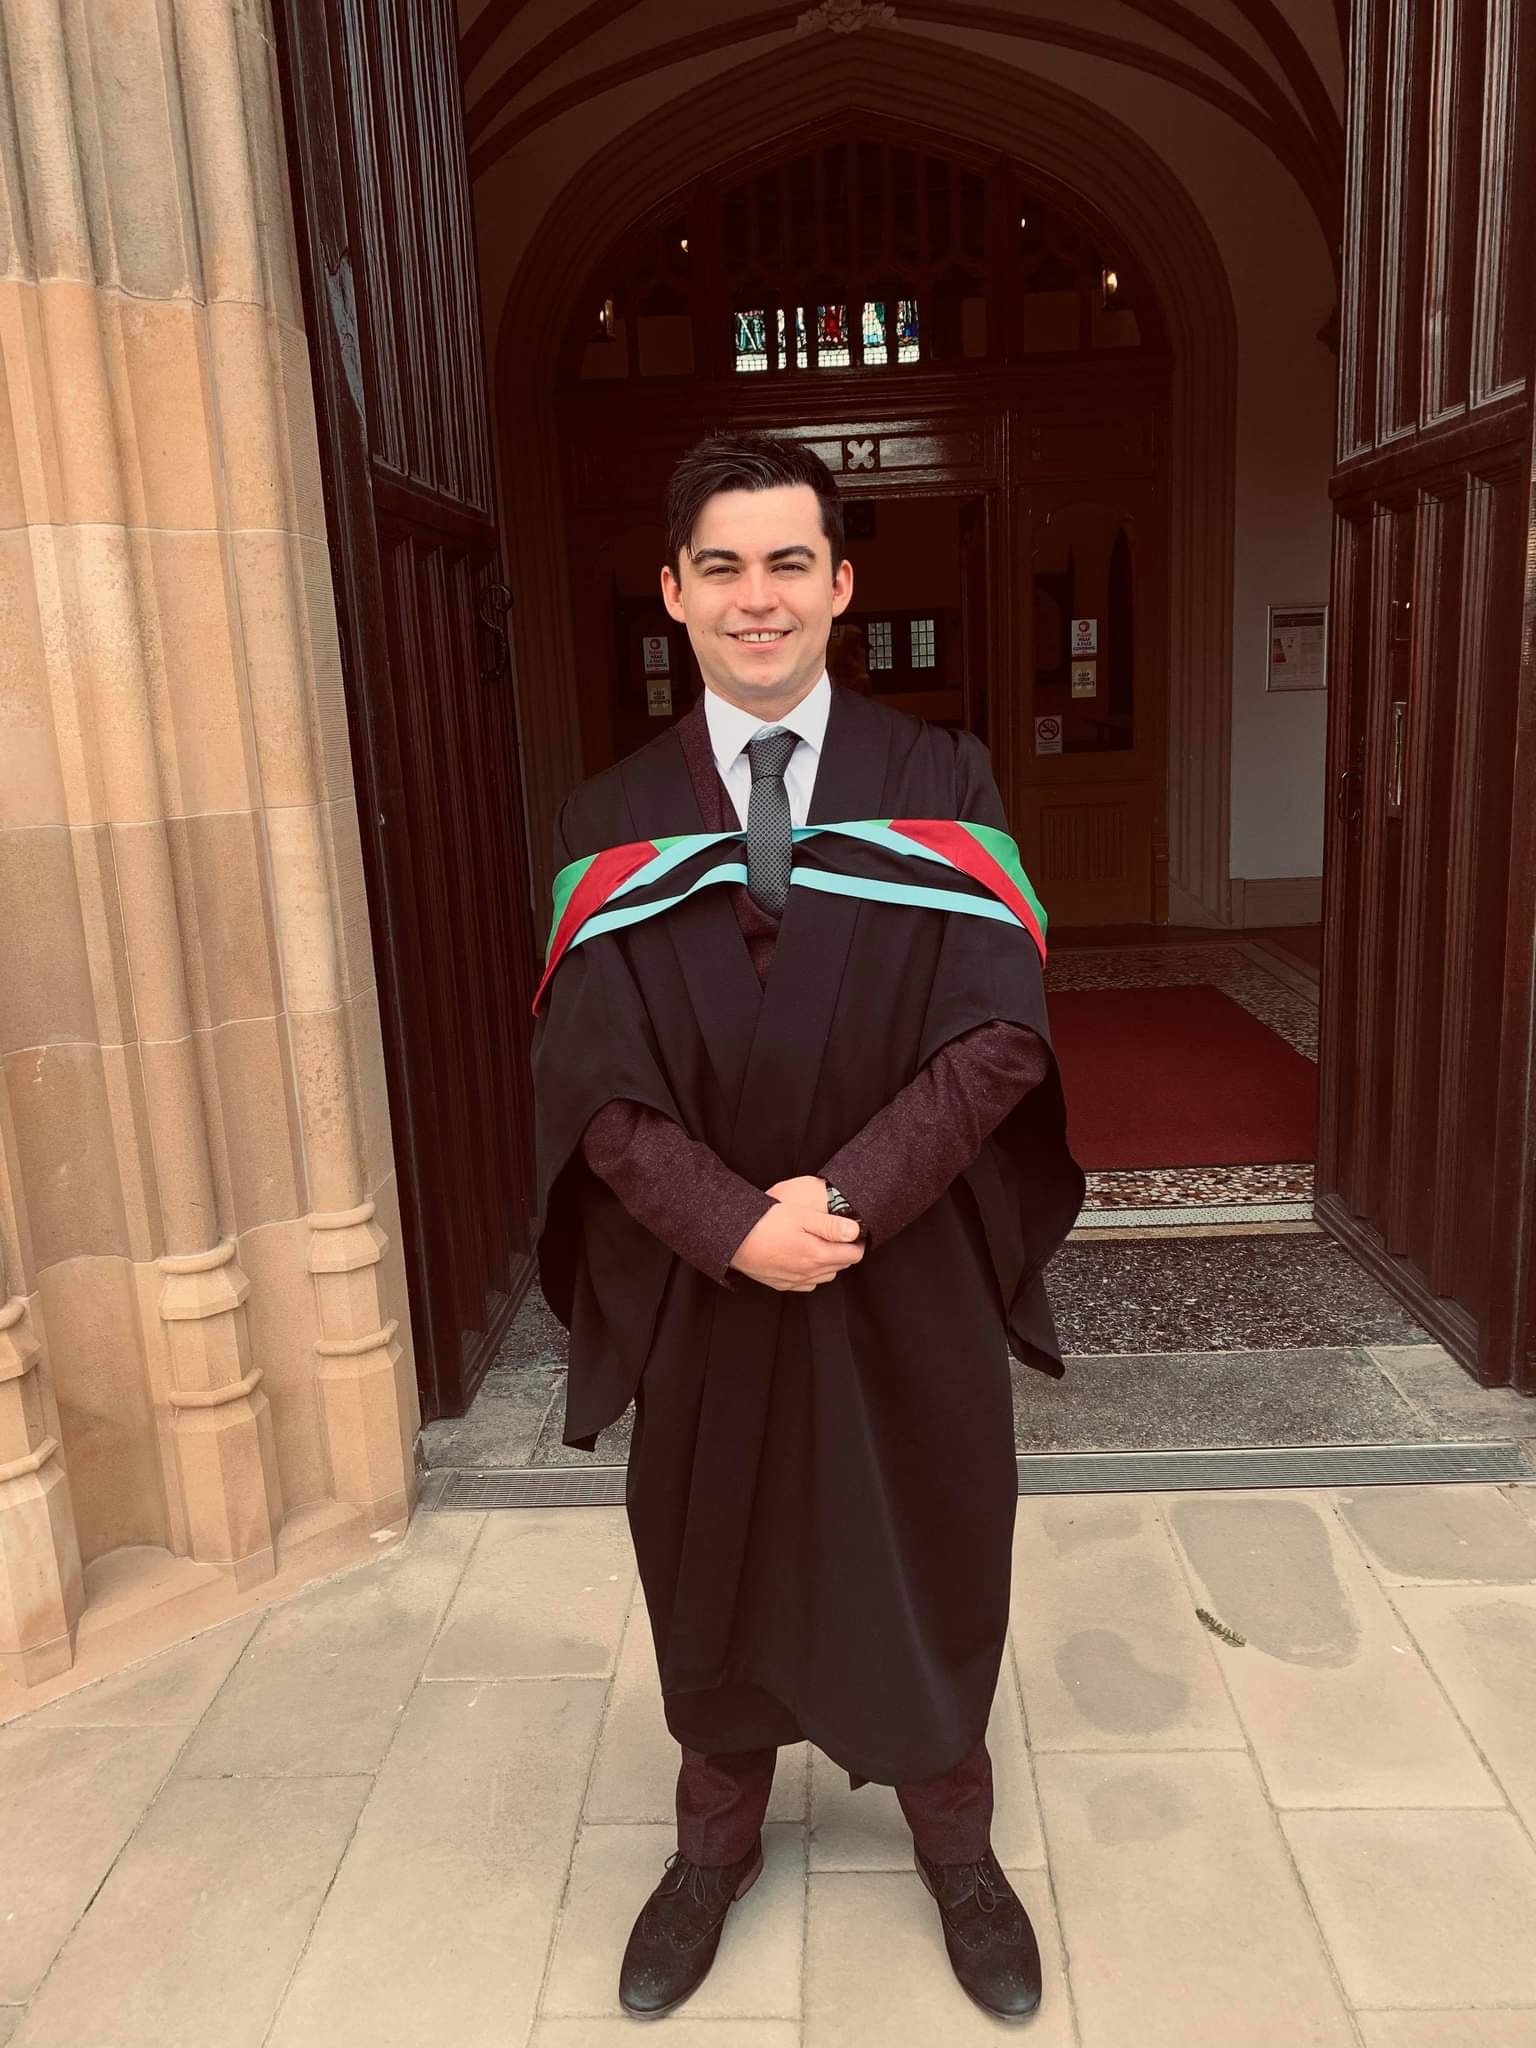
[744, 726, 799, 916]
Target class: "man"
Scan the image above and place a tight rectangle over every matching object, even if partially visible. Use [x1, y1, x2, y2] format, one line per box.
[532, 434, 1083, 2022]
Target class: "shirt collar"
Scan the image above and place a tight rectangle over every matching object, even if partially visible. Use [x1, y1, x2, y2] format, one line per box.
[703, 670, 831, 783]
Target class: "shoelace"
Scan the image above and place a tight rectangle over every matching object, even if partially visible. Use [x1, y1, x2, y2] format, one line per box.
[937, 1857, 1003, 1913]
[657, 1849, 715, 1910]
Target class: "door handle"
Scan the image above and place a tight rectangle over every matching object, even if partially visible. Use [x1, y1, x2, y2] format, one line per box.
[477, 580, 514, 684]
[1386, 699, 1407, 816]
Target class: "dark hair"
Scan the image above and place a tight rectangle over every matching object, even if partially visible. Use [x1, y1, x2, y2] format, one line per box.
[665, 431, 846, 576]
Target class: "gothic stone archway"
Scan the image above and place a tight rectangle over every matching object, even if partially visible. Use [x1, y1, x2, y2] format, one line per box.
[493, 34, 1237, 926]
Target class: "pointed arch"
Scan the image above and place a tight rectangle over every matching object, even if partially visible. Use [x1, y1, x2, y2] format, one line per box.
[496, 35, 1238, 924]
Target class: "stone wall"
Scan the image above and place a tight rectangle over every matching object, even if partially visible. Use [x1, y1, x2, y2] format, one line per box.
[0, 0, 417, 1691]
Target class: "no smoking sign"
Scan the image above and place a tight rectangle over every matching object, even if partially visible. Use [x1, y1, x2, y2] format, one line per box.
[1034, 714, 1063, 755]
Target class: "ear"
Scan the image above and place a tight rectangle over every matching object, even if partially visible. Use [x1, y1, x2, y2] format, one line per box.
[830, 555, 854, 618]
[660, 562, 687, 624]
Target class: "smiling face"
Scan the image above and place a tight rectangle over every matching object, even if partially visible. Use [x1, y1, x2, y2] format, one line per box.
[660, 482, 854, 719]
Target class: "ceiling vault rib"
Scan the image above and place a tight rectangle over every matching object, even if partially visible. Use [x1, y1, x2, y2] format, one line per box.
[461, 0, 1343, 206]
[463, 0, 650, 136]
[459, 0, 538, 83]
[914, 3, 1338, 205]
[465, 9, 1338, 250]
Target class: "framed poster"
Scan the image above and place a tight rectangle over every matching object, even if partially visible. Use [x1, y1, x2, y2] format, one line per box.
[1267, 603, 1328, 692]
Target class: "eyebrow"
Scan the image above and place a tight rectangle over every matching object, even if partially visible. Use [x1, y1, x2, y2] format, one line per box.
[688, 544, 818, 566]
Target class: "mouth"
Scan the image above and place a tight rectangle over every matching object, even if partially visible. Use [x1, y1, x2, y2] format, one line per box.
[729, 628, 793, 646]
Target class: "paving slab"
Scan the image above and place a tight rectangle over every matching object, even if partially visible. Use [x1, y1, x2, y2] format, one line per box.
[266, 1676, 604, 2048]
[1335, 1484, 1536, 1582]
[0, 2009, 21, 2046]
[1008, 1493, 1244, 1750]
[541, 1822, 804, 2021]
[1282, 1809, 1536, 2010]
[173, 1506, 481, 1778]
[809, 1657, 1042, 1870]
[0, 1722, 188, 2003]
[803, 1867, 1074, 2045]
[418, 1368, 561, 1469]
[1014, 1345, 1430, 1450]
[1382, 1585, 1536, 1829]
[584, 1587, 807, 1825]
[21, 1614, 262, 1729]
[11, 1774, 370, 2048]
[1163, 1490, 1502, 1807]
[424, 1507, 634, 1678]
[1035, 1749, 1357, 2048]
[1357, 2016, 1536, 2047]
[1370, 1346, 1536, 1441]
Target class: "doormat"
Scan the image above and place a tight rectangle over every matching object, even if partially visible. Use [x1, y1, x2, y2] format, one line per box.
[1045, 942, 1320, 1232]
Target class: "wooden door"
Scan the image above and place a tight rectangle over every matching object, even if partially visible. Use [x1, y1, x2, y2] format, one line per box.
[1014, 480, 1167, 926]
[1318, 0, 1535, 1389]
[273, 0, 539, 1420]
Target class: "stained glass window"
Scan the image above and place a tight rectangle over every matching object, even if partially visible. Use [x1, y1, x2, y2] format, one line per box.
[816, 304, 850, 366]
[732, 297, 920, 372]
[734, 309, 768, 372]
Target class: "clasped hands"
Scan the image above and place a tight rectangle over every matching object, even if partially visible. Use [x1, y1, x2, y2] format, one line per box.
[728, 1174, 866, 1293]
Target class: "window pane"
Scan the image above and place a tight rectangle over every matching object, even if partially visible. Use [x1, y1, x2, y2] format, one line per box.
[816, 303, 851, 367]
[734, 309, 768, 372]
[896, 298, 921, 362]
[867, 619, 894, 669]
[910, 617, 936, 668]
[862, 300, 888, 365]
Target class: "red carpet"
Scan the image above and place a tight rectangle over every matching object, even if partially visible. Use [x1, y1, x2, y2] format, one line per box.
[1047, 985, 1317, 1170]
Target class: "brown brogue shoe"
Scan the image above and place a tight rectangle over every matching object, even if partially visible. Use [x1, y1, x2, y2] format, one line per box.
[915, 1843, 1043, 2021]
[618, 1836, 765, 2019]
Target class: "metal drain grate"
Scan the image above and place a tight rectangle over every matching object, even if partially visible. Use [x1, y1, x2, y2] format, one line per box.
[421, 1465, 630, 1510]
[421, 1439, 1535, 1510]
[1015, 1440, 1536, 1493]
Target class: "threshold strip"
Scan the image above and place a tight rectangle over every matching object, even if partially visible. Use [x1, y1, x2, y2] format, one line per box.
[421, 1439, 1535, 1511]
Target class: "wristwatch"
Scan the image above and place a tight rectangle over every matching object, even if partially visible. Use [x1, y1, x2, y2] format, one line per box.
[824, 1182, 869, 1243]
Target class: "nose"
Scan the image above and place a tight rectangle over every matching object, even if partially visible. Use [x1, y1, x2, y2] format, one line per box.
[737, 564, 778, 613]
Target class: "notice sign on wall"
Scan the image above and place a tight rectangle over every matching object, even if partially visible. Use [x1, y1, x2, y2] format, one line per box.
[1267, 604, 1328, 692]
[1071, 661, 1097, 699]
[646, 679, 673, 717]
[1034, 714, 1063, 755]
[642, 634, 671, 674]
[1070, 617, 1098, 655]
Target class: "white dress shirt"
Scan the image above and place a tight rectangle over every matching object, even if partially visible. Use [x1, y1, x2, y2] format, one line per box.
[702, 670, 832, 831]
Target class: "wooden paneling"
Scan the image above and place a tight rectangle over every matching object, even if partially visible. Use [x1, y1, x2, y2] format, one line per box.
[274, 0, 538, 1421]
[1319, 0, 1535, 1389]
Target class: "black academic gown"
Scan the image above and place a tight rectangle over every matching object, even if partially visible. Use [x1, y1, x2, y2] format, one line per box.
[532, 686, 1084, 1784]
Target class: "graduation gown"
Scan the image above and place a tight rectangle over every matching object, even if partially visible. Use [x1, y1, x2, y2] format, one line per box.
[532, 685, 1084, 1784]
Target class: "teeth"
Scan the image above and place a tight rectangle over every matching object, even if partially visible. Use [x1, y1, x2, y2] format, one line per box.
[736, 631, 785, 642]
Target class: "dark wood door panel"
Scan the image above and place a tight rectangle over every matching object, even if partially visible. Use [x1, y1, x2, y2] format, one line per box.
[275, 0, 537, 1421]
[1321, 0, 1535, 1391]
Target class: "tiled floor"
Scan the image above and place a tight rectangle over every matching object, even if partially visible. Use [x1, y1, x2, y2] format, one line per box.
[6, 1473, 1536, 2046]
